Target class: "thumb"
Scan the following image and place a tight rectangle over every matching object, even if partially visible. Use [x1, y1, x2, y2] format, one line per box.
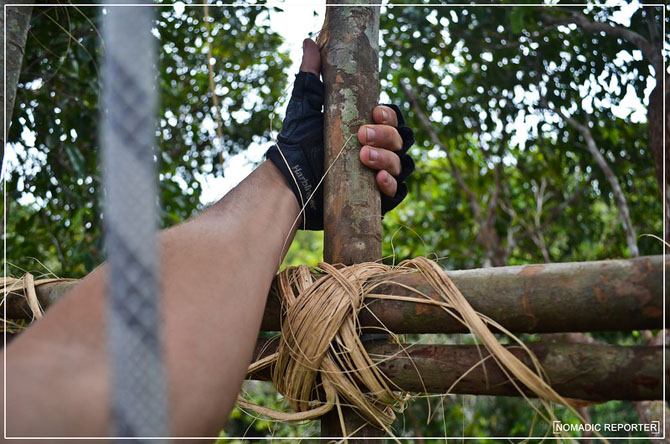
[299, 38, 321, 77]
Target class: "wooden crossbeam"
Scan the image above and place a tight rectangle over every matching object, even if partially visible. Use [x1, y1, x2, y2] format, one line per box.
[249, 338, 666, 401]
[263, 255, 665, 333]
[5, 256, 665, 334]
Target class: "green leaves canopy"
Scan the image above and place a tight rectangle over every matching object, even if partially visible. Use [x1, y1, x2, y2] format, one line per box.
[6, 3, 289, 277]
[379, 3, 663, 268]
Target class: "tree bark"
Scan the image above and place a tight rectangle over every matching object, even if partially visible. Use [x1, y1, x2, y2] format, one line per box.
[10, 256, 665, 334]
[648, 73, 669, 253]
[0, 1, 32, 176]
[321, 2, 382, 266]
[642, 10, 668, 243]
[319, 1, 384, 440]
[250, 340, 666, 402]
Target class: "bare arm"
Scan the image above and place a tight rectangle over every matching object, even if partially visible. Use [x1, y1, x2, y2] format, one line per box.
[2, 39, 407, 440]
[2, 126, 403, 439]
[3, 161, 299, 438]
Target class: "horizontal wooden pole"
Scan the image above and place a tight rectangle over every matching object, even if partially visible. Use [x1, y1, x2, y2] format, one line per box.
[4, 280, 74, 319]
[263, 255, 665, 333]
[5, 256, 665, 334]
[249, 339, 666, 401]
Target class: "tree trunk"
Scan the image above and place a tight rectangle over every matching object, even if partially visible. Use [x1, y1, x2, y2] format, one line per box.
[643, 4, 667, 253]
[0, 1, 32, 176]
[319, 1, 383, 440]
[648, 74, 669, 253]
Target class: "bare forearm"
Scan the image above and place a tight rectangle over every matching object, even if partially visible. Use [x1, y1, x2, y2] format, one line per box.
[160, 161, 299, 435]
[3, 161, 298, 438]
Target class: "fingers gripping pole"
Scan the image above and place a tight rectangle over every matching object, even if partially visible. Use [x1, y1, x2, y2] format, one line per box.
[102, 3, 169, 440]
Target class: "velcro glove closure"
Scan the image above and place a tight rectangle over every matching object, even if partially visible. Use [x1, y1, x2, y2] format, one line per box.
[267, 74, 417, 229]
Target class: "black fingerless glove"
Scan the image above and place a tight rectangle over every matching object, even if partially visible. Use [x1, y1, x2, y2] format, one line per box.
[266, 72, 416, 230]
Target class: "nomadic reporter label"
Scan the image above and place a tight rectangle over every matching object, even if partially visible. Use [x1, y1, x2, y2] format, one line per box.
[553, 420, 661, 436]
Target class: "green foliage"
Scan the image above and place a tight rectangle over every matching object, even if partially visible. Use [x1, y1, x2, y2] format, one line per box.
[282, 230, 323, 269]
[379, 3, 663, 269]
[5, 3, 290, 278]
[219, 381, 317, 441]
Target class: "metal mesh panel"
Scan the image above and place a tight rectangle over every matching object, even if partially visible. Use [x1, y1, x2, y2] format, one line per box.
[101, 3, 169, 441]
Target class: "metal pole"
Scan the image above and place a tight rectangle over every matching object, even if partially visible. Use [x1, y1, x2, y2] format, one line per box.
[320, 1, 384, 441]
[102, 3, 169, 440]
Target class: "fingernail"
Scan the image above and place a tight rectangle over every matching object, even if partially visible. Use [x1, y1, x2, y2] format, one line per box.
[368, 147, 378, 161]
[366, 127, 376, 142]
[381, 108, 388, 122]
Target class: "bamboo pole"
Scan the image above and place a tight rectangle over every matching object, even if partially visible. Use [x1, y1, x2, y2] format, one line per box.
[319, 1, 384, 440]
[5, 256, 665, 333]
[249, 339, 666, 402]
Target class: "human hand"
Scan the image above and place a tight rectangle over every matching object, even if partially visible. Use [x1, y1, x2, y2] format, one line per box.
[358, 104, 415, 213]
[266, 38, 415, 230]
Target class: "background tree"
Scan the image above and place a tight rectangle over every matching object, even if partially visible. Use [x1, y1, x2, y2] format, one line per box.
[1, 1, 33, 171]
[380, 3, 664, 268]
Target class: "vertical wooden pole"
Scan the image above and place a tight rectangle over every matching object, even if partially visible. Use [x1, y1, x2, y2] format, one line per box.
[319, 1, 385, 441]
[321, 1, 382, 265]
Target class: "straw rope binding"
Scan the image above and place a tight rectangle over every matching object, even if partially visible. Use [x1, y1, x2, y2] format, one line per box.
[3, 263, 596, 439]
[238, 257, 588, 436]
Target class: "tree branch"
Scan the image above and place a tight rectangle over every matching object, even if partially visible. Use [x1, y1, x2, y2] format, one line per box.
[483, 132, 508, 229]
[552, 106, 639, 257]
[529, 178, 552, 262]
[517, 179, 587, 243]
[402, 81, 484, 223]
[541, 9, 660, 69]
